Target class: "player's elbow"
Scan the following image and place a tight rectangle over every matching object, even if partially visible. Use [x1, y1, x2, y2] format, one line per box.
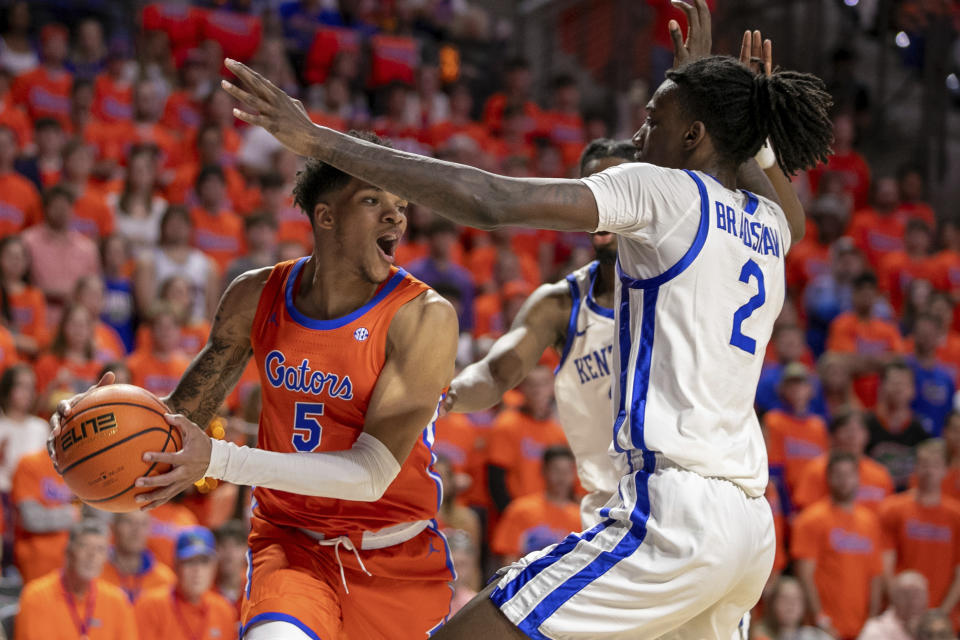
[789, 218, 806, 246]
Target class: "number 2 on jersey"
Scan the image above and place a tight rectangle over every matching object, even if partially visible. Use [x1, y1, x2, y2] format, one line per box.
[292, 402, 325, 451]
[730, 259, 766, 354]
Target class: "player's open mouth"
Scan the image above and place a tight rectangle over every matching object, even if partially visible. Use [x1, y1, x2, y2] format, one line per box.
[376, 234, 399, 264]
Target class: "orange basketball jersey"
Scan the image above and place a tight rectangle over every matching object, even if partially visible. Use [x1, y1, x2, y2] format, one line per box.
[250, 258, 441, 538]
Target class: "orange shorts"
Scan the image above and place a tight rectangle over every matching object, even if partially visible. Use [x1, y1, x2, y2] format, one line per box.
[240, 516, 455, 639]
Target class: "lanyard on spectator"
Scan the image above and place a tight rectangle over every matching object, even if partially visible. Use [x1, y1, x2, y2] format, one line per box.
[60, 573, 96, 640]
[171, 589, 209, 640]
[117, 570, 145, 603]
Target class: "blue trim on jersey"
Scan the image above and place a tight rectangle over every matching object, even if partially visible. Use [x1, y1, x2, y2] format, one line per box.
[627, 288, 660, 462]
[554, 274, 582, 374]
[423, 405, 444, 513]
[618, 170, 711, 290]
[284, 257, 408, 330]
[511, 472, 653, 639]
[245, 548, 252, 599]
[241, 612, 323, 640]
[427, 584, 456, 636]
[585, 262, 614, 319]
[489, 518, 613, 605]
[428, 518, 458, 583]
[742, 189, 759, 215]
[611, 284, 633, 454]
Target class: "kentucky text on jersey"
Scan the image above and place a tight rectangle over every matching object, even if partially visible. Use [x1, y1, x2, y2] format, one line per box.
[573, 344, 614, 385]
[715, 201, 782, 257]
[263, 349, 354, 400]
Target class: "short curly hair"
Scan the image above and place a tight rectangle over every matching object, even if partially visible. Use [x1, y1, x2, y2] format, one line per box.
[292, 130, 391, 226]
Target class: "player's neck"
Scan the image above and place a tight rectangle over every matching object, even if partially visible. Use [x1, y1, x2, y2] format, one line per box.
[299, 253, 384, 321]
[176, 586, 204, 606]
[594, 261, 616, 303]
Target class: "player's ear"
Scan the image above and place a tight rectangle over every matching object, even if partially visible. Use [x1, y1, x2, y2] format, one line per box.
[313, 203, 335, 230]
[682, 121, 706, 151]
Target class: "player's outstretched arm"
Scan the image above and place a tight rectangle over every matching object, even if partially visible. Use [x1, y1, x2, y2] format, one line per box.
[446, 282, 570, 414]
[137, 290, 459, 505]
[221, 60, 599, 233]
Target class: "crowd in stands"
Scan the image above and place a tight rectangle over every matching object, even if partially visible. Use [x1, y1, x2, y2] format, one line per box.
[0, 0, 954, 639]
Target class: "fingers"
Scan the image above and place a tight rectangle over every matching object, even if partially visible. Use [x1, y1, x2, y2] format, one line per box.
[233, 108, 270, 129]
[763, 39, 773, 76]
[135, 468, 182, 488]
[669, 19, 685, 59]
[752, 30, 763, 60]
[739, 30, 751, 64]
[695, 0, 711, 44]
[96, 371, 116, 388]
[221, 79, 271, 114]
[142, 450, 178, 465]
[225, 58, 279, 102]
[670, 0, 697, 34]
[136, 485, 181, 510]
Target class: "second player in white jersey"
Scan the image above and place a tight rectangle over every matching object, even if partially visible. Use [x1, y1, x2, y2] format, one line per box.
[553, 261, 618, 523]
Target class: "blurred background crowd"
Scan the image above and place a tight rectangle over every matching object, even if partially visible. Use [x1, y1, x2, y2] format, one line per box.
[0, 0, 955, 639]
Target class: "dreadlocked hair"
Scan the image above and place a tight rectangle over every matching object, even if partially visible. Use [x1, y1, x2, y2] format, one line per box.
[665, 55, 833, 176]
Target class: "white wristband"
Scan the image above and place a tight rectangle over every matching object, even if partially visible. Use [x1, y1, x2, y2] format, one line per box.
[754, 138, 776, 170]
[205, 432, 401, 502]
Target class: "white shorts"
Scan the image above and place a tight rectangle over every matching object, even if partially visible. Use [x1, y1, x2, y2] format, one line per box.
[490, 457, 775, 640]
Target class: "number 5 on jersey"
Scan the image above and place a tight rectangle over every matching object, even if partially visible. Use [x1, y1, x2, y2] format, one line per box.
[730, 259, 766, 355]
[292, 402, 325, 451]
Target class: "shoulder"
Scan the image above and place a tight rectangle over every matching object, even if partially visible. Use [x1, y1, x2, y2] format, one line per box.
[20, 572, 56, 599]
[390, 287, 458, 344]
[203, 589, 235, 614]
[219, 265, 275, 311]
[854, 503, 882, 529]
[501, 493, 541, 518]
[796, 499, 830, 526]
[515, 278, 574, 328]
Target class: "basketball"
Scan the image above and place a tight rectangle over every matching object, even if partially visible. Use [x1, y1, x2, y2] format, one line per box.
[54, 384, 182, 513]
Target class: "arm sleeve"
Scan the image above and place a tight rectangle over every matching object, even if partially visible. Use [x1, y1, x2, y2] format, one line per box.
[580, 163, 698, 237]
[205, 432, 401, 502]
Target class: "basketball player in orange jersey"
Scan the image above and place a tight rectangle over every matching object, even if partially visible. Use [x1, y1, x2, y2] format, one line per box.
[50, 131, 461, 640]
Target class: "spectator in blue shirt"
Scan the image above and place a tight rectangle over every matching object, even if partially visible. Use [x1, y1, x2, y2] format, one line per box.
[907, 313, 956, 435]
[408, 217, 475, 331]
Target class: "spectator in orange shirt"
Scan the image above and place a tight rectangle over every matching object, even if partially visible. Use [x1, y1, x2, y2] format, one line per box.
[927, 292, 960, 383]
[859, 571, 929, 640]
[827, 271, 905, 407]
[213, 520, 248, 605]
[792, 451, 884, 639]
[371, 83, 428, 153]
[128, 305, 191, 398]
[188, 166, 244, 272]
[15, 116, 65, 190]
[0, 125, 41, 236]
[60, 138, 114, 239]
[133, 274, 212, 357]
[161, 49, 208, 132]
[848, 177, 905, 269]
[91, 43, 133, 124]
[116, 79, 181, 170]
[408, 218, 475, 332]
[423, 83, 491, 151]
[73, 274, 127, 362]
[787, 194, 849, 301]
[135, 526, 238, 640]
[0, 235, 49, 356]
[539, 75, 585, 169]
[10, 24, 72, 128]
[101, 510, 176, 603]
[486, 366, 569, 512]
[879, 439, 960, 617]
[33, 304, 102, 410]
[794, 409, 894, 513]
[68, 19, 108, 81]
[930, 219, 960, 304]
[488, 105, 537, 165]
[0, 65, 34, 146]
[466, 228, 542, 295]
[941, 412, 960, 502]
[482, 57, 541, 137]
[878, 219, 936, 314]
[69, 79, 125, 174]
[181, 89, 244, 168]
[896, 163, 937, 227]
[765, 362, 830, 511]
[11, 449, 78, 584]
[492, 446, 581, 565]
[865, 361, 930, 490]
[21, 185, 101, 310]
[807, 113, 871, 210]
[815, 352, 863, 423]
[15, 519, 138, 640]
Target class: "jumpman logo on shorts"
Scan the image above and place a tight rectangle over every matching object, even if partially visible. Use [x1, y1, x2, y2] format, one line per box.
[427, 539, 439, 555]
[269, 311, 279, 326]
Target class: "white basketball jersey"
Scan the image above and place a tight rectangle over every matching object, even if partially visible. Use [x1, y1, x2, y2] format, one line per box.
[553, 261, 621, 503]
[582, 163, 791, 498]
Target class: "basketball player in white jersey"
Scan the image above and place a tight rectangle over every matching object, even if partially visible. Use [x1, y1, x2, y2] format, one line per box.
[443, 139, 634, 528]
[217, 3, 834, 636]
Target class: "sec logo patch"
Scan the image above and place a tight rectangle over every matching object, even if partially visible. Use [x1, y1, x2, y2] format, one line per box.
[354, 327, 369, 342]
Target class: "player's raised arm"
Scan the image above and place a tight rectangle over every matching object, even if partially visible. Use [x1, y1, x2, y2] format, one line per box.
[136, 290, 459, 505]
[163, 267, 267, 428]
[221, 61, 600, 234]
[446, 282, 570, 414]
